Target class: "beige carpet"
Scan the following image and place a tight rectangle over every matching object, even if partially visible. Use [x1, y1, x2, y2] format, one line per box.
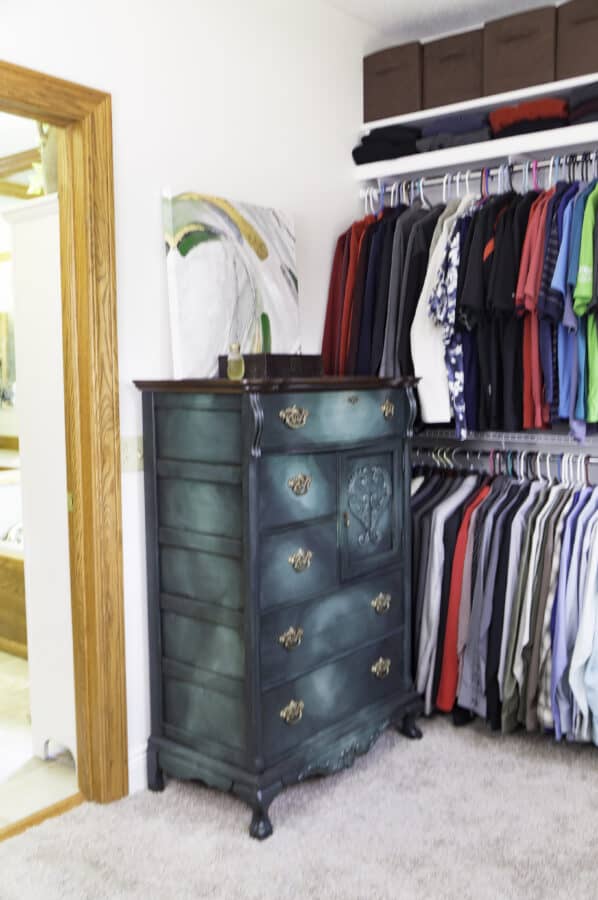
[2, 717, 598, 900]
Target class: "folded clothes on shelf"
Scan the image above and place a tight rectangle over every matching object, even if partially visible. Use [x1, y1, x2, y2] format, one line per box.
[491, 117, 567, 139]
[353, 140, 418, 164]
[569, 87, 598, 126]
[352, 123, 421, 165]
[569, 84, 598, 108]
[416, 127, 491, 152]
[420, 112, 488, 138]
[489, 98, 568, 137]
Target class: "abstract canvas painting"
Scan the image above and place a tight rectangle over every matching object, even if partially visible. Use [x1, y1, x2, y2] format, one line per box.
[163, 192, 300, 378]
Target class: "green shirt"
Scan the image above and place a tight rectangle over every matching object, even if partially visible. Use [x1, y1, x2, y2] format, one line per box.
[574, 184, 598, 421]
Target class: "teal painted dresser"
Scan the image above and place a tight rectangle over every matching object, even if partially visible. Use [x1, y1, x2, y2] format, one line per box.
[136, 376, 422, 839]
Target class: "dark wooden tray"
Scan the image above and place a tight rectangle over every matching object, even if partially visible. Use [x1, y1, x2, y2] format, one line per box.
[217, 353, 323, 379]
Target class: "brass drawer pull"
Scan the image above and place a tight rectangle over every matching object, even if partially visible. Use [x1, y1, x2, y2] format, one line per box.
[288, 548, 312, 572]
[371, 592, 391, 615]
[280, 699, 304, 725]
[278, 626, 304, 650]
[279, 405, 309, 429]
[371, 657, 391, 679]
[381, 398, 395, 419]
[287, 473, 312, 496]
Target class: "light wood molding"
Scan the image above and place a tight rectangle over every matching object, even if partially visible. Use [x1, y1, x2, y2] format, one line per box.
[0, 147, 40, 178]
[0, 61, 105, 125]
[0, 635, 27, 659]
[0, 60, 128, 803]
[0, 436, 18, 450]
[0, 180, 37, 199]
[0, 793, 84, 843]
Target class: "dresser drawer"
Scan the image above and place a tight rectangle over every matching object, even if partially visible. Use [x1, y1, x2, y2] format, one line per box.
[260, 571, 405, 687]
[259, 453, 337, 530]
[259, 390, 403, 450]
[259, 519, 338, 609]
[262, 633, 405, 762]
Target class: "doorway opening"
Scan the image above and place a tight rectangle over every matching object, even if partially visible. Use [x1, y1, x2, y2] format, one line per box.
[0, 111, 78, 827]
[0, 61, 127, 839]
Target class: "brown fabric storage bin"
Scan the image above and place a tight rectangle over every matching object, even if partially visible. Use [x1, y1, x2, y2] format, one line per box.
[557, 0, 598, 80]
[483, 7, 556, 96]
[363, 43, 422, 122]
[423, 30, 483, 109]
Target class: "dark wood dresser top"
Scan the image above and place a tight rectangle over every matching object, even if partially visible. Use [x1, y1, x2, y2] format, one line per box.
[134, 376, 419, 394]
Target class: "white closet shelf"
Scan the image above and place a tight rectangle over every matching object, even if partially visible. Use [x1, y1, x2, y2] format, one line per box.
[354, 122, 598, 183]
[360, 73, 598, 135]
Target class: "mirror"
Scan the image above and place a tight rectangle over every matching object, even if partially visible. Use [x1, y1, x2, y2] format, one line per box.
[0, 309, 16, 408]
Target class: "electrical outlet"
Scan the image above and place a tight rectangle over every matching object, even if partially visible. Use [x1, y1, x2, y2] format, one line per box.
[122, 435, 144, 472]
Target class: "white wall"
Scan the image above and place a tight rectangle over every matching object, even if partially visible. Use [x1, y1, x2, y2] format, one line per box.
[0, 0, 378, 791]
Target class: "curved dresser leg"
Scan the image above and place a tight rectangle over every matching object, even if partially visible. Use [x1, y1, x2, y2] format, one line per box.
[147, 746, 165, 791]
[398, 714, 423, 740]
[238, 784, 280, 841]
[249, 805, 273, 841]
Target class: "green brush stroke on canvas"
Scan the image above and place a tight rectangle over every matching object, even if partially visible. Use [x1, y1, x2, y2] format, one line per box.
[260, 313, 272, 354]
[178, 229, 221, 257]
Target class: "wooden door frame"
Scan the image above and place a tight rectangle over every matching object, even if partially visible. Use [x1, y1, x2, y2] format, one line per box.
[0, 61, 128, 802]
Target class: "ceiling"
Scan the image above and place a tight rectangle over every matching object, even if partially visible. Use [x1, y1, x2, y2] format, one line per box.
[325, 0, 555, 43]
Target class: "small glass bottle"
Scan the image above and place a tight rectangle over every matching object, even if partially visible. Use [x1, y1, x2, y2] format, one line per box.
[227, 342, 245, 381]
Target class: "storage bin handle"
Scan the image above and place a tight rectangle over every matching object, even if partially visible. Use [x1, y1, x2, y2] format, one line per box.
[498, 30, 534, 44]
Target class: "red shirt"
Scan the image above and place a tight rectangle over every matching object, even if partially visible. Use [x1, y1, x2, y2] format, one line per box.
[436, 485, 491, 713]
[322, 230, 349, 374]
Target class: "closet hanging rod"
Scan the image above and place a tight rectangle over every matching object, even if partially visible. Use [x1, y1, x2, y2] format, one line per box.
[412, 428, 598, 454]
[413, 446, 598, 465]
[413, 446, 598, 482]
[358, 150, 598, 197]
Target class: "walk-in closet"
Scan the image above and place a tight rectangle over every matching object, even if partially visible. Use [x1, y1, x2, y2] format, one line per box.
[4, 1, 598, 898]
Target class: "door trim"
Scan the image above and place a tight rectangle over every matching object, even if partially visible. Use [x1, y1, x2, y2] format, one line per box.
[0, 60, 128, 801]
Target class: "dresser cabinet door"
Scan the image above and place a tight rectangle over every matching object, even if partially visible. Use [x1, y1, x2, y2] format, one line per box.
[339, 448, 402, 579]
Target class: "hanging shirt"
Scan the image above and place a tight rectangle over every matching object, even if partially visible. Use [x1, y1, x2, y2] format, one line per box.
[569, 511, 598, 741]
[322, 229, 349, 373]
[355, 218, 387, 374]
[344, 221, 376, 374]
[396, 205, 445, 377]
[574, 183, 598, 421]
[368, 205, 407, 374]
[416, 475, 478, 714]
[410, 211, 456, 423]
[456, 497, 491, 698]
[459, 479, 514, 718]
[497, 482, 543, 699]
[514, 485, 568, 727]
[526, 489, 575, 732]
[436, 484, 491, 713]
[551, 486, 593, 739]
[554, 487, 598, 737]
[568, 182, 596, 423]
[426, 196, 478, 438]
[492, 191, 539, 431]
[335, 217, 374, 372]
[581, 534, 598, 745]
[379, 204, 424, 377]
[537, 183, 570, 416]
[550, 191, 579, 420]
[537, 489, 577, 731]
[460, 194, 515, 430]
[522, 188, 557, 428]
[486, 483, 532, 730]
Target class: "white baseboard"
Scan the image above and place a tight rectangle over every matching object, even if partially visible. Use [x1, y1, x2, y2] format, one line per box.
[128, 744, 148, 794]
